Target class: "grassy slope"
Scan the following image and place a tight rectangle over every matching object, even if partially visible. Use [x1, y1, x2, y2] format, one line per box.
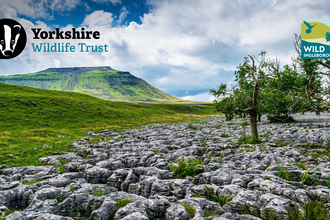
[0, 83, 216, 167]
[0, 67, 183, 102]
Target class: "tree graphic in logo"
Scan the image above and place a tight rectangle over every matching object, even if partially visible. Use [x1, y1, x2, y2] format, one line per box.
[0, 18, 27, 59]
[326, 32, 330, 42]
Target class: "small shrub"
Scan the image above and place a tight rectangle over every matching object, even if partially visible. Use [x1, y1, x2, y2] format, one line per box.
[287, 200, 330, 220]
[301, 168, 311, 184]
[186, 122, 198, 130]
[300, 147, 308, 153]
[247, 138, 262, 144]
[69, 203, 75, 218]
[58, 158, 70, 165]
[73, 212, 96, 220]
[180, 202, 196, 219]
[205, 186, 215, 200]
[253, 207, 260, 218]
[69, 185, 77, 192]
[213, 125, 221, 129]
[325, 137, 330, 152]
[210, 194, 233, 206]
[203, 210, 219, 217]
[263, 208, 276, 220]
[302, 167, 320, 186]
[240, 122, 249, 127]
[0, 206, 24, 219]
[221, 130, 228, 138]
[276, 161, 296, 181]
[210, 149, 215, 157]
[53, 195, 66, 202]
[201, 139, 207, 148]
[169, 155, 202, 178]
[237, 132, 251, 145]
[89, 188, 105, 197]
[115, 198, 133, 212]
[259, 145, 266, 152]
[245, 146, 257, 152]
[318, 177, 330, 188]
[294, 162, 306, 170]
[218, 155, 224, 163]
[311, 139, 324, 148]
[259, 130, 273, 138]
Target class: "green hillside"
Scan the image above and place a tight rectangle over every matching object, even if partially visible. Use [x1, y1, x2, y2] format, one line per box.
[0, 66, 182, 102]
[0, 83, 215, 168]
[301, 22, 330, 40]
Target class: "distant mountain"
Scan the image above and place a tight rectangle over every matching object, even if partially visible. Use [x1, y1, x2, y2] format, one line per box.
[0, 66, 182, 102]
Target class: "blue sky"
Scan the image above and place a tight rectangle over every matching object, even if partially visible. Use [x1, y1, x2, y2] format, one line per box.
[0, 0, 330, 101]
[20, 0, 150, 27]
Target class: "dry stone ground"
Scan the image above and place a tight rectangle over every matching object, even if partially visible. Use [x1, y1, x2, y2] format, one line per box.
[1, 112, 330, 219]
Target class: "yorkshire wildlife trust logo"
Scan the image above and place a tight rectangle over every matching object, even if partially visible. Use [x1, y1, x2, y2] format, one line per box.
[0, 18, 27, 59]
[301, 19, 330, 59]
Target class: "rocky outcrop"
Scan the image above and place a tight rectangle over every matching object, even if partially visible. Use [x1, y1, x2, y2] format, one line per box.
[1, 112, 330, 219]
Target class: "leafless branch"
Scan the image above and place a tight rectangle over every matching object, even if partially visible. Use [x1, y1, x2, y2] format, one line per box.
[317, 60, 330, 69]
[248, 55, 257, 83]
[320, 72, 330, 76]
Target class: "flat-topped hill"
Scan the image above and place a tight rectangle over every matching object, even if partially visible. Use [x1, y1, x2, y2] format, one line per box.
[0, 66, 182, 102]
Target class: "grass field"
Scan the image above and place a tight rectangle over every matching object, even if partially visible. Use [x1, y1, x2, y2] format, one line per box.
[0, 83, 216, 168]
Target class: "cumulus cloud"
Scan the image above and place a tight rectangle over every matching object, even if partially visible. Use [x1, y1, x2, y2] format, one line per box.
[181, 92, 216, 102]
[1, 0, 330, 101]
[82, 10, 114, 27]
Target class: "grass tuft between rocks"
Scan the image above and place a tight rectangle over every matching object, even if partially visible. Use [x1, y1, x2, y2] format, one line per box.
[193, 186, 234, 206]
[22, 180, 42, 185]
[203, 210, 219, 217]
[115, 198, 133, 212]
[287, 200, 330, 220]
[180, 202, 196, 219]
[169, 155, 202, 179]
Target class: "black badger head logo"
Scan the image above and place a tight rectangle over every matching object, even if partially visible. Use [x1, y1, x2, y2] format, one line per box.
[0, 18, 26, 59]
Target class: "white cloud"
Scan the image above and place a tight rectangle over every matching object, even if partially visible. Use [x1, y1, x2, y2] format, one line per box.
[52, 59, 61, 68]
[91, 0, 122, 5]
[117, 7, 129, 25]
[0, 0, 80, 19]
[181, 92, 215, 102]
[2, 0, 330, 101]
[82, 10, 114, 27]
